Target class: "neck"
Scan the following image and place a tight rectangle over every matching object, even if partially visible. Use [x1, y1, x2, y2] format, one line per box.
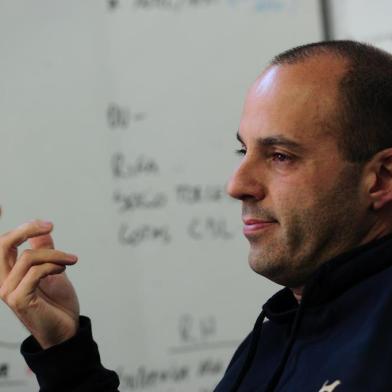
[291, 287, 303, 303]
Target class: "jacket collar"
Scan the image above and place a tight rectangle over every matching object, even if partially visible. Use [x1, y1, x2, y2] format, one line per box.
[263, 234, 392, 322]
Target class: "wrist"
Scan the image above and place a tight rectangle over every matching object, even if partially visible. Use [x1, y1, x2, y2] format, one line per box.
[34, 318, 80, 350]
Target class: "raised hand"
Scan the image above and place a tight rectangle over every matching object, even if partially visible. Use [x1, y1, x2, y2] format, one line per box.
[0, 220, 80, 349]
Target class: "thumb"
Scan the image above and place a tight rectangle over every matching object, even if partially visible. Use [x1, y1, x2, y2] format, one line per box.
[28, 233, 55, 250]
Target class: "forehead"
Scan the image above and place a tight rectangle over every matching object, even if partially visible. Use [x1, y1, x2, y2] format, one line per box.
[240, 56, 346, 147]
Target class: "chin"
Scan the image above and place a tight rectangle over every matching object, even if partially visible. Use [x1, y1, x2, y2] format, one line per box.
[248, 253, 283, 283]
[248, 251, 310, 287]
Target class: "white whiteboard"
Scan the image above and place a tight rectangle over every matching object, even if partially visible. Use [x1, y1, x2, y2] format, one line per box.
[0, 1, 322, 391]
[328, 0, 392, 52]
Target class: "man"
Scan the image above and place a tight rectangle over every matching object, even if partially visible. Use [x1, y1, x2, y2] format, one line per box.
[1, 40, 392, 391]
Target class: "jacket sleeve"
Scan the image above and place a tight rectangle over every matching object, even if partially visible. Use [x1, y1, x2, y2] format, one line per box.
[21, 316, 120, 392]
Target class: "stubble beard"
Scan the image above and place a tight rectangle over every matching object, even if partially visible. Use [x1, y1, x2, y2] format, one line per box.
[247, 165, 366, 288]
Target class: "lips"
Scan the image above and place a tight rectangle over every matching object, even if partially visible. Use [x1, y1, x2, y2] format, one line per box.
[242, 218, 276, 235]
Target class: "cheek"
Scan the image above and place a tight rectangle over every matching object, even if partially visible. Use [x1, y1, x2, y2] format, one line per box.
[268, 176, 318, 212]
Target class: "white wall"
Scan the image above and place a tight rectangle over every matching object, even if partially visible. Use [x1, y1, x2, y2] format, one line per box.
[0, 1, 322, 390]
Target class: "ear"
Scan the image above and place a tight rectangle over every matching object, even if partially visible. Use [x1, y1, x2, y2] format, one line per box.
[367, 148, 392, 210]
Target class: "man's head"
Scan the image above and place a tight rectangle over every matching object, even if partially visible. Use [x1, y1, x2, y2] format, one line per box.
[227, 41, 392, 288]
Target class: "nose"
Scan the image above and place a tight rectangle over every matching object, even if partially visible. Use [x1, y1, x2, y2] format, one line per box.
[226, 156, 266, 201]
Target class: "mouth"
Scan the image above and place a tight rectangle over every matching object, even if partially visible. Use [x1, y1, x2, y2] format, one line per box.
[242, 218, 277, 236]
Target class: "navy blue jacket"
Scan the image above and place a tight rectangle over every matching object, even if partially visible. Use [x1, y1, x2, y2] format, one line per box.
[215, 234, 392, 391]
[22, 235, 392, 391]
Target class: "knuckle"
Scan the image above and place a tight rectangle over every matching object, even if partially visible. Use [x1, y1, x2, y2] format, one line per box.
[29, 220, 40, 230]
[0, 234, 9, 251]
[28, 264, 40, 277]
[20, 249, 34, 264]
[30, 264, 50, 280]
[0, 285, 9, 301]
[18, 221, 31, 229]
[6, 293, 23, 311]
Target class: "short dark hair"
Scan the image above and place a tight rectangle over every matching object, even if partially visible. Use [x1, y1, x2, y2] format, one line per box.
[271, 40, 392, 163]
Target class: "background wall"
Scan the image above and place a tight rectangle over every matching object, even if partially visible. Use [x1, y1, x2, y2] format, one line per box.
[327, 0, 392, 51]
[0, 1, 323, 391]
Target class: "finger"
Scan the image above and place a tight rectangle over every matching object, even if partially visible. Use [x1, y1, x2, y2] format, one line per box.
[2, 219, 53, 247]
[4, 262, 66, 313]
[0, 249, 77, 294]
[28, 233, 55, 250]
[0, 220, 53, 251]
[0, 221, 53, 277]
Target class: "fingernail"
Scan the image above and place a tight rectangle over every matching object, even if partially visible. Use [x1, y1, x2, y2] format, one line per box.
[67, 254, 78, 261]
[38, 220, 52, 229]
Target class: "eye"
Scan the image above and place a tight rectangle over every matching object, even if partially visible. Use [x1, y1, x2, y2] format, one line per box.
[270, 152, 292, 162]
[235, 148, 246, 156]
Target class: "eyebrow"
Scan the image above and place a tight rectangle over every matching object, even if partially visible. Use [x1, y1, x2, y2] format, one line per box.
[236, 131, 305, 152]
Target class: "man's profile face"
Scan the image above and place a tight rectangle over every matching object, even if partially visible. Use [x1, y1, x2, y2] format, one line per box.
[227, 55, 371, 288]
